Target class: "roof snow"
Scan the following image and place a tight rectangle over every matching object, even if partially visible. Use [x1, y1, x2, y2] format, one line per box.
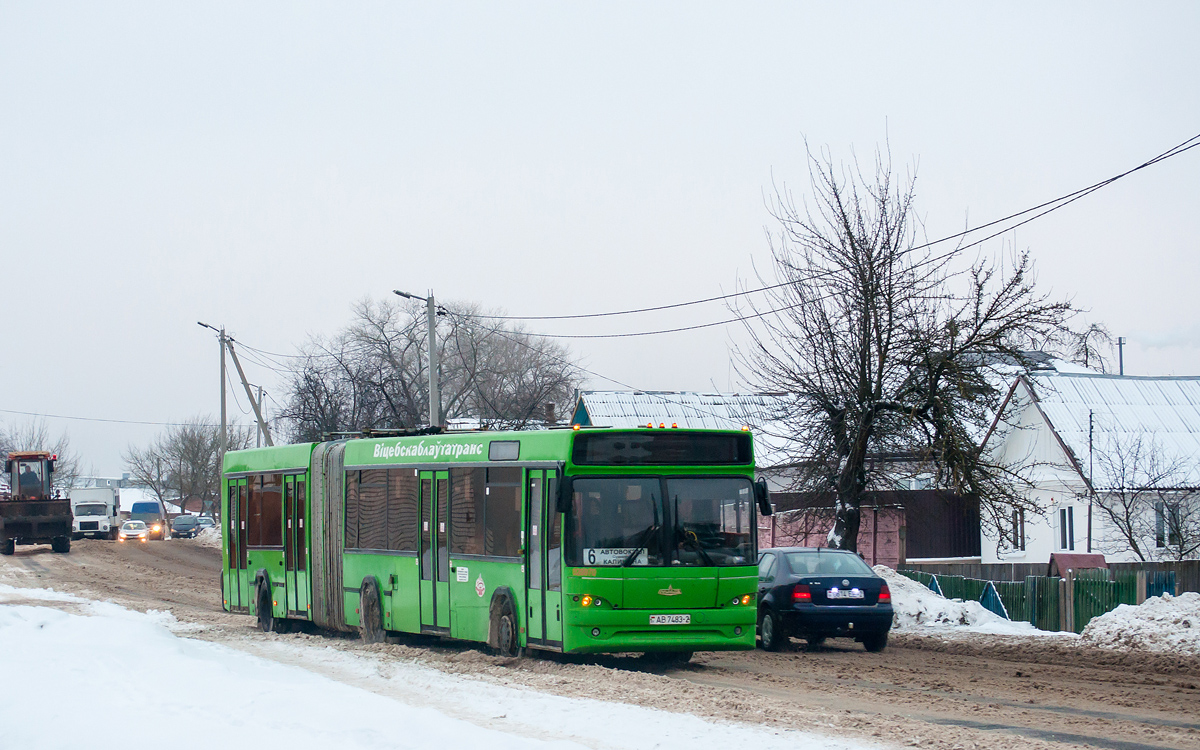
[1021, 372, 1200, 488]
[573, 391, 793, 467]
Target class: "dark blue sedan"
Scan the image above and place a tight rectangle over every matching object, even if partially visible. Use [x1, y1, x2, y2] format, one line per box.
[756, 547, 893, 652]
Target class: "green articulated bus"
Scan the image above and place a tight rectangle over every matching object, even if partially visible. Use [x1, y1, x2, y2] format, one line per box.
[221, 427, 771, 661]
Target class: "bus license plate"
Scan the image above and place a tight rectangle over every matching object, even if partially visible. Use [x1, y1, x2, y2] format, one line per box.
[649, 614, 690, 625]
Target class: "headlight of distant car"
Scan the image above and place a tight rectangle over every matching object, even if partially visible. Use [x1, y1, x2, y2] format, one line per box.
[151, 524, 161, 532]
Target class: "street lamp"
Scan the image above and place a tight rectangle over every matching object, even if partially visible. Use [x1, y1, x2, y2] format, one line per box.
[394, 290, 440, 428]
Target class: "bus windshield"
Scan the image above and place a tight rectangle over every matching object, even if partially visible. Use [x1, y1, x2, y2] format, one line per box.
[566, 476, 755, 567]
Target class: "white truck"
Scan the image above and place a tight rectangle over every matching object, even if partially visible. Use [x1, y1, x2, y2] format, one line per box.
[71, 488, 121, 540]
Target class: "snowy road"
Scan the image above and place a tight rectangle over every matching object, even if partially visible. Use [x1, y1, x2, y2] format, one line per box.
[2, 539, 1199, 750]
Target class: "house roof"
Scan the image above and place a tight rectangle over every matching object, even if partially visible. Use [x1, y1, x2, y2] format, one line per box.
[1020, 373, 1200, 488]
[572, 390, 792, 467]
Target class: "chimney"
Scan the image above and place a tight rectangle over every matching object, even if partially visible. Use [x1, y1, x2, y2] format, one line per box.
[544, 403, 557, 425]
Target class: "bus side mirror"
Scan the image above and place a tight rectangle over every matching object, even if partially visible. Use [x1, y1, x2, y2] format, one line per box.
[555, 477, 572, 514]
[755, 478, 772, 517]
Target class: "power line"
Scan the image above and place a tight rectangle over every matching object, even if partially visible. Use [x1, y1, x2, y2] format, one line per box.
[454, 131, 1200, 324]
[0, 408, 220, 428]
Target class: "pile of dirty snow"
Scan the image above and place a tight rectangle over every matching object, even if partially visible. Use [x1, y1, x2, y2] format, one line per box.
[873, 566, 1050, 636]
[1080, 592, 1200, 655]
[194, 527, 221, 549]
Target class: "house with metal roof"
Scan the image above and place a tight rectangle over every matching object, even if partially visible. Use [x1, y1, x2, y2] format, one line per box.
[982, 372, 1200, 564]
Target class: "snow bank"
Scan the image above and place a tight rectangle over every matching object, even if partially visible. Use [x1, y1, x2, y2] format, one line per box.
[195, 527, 221, 549]
[1081, 592, 1200, 655]
[0, 591, 877, 750]
[873, 566, 1054, 636]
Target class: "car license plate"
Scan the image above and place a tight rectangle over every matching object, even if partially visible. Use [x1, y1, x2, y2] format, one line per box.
[828, 588, 864, 599]
[649, 614, 691, 625]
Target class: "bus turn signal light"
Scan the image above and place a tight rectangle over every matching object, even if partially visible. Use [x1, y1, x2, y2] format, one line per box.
[740, 594, 752, 605]
[581, 595, 593, 607]
[878, 583, 891, 603]
[793, 584, 812, 602]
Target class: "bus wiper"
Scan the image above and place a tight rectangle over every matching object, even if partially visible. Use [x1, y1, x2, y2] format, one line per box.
[623, 524, 659, 566]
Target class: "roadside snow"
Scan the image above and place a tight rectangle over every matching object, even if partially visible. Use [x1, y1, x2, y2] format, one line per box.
[873, 566, 1064, 636]
[0, 588, 877, 750]
[194, 527, 222, 549]
[1081, 592, 1200, 655]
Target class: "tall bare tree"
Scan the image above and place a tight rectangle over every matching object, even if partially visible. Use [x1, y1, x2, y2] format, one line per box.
[124, 417, 253, 517]
[1093, 433, 1200, 561]
[280, 297, 582, 441]
[734, 146, 1075, 551]
[0, 418, 80, 489]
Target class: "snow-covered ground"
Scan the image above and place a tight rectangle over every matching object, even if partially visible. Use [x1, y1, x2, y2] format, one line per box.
[1081, 592, 1200, 655]
[194, 526, 221, 549]
[0, 585, 877, 750]
[874, 566, 1067, 637]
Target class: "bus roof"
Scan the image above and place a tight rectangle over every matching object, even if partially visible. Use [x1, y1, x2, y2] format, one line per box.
[223, 427, 756, 474]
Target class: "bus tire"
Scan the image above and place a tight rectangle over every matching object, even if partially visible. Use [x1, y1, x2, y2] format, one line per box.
[1, 539, 14, 556]
[488, 589, 519, 657]
[256, 580, 277, 633]
[51, 536, 71, 554]
[359, 578, 385, 644]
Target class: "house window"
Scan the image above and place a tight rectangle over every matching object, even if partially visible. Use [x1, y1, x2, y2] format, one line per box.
[1010, 508, 1025, 551]
[1059, 506, 1075, 551]
[1156, 501, 1182, 548]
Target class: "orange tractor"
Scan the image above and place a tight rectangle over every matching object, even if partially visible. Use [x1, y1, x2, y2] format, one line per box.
[1, 451, 72, 555]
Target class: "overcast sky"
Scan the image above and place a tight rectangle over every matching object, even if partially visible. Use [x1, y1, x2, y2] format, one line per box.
[3, 2, 1198, 476]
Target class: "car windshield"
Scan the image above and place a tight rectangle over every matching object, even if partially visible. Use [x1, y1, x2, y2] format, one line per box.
[565, 476, 755, 567]
[74, 503, 108, 516]
[122, 522, 147, 531]
[174, 516, 197, 527]
[785, 551, 875, 577]
[130, 502, 160, 515]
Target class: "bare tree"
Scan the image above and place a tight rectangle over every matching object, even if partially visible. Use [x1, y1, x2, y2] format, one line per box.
[1154, 492, 1200, 561]
[0, 418, 80, 489]
[280, 297, 582, 441]
[734, 145, 1075, 551]
[124, 417, 253, 517]
[1067, 322, 1114, 373]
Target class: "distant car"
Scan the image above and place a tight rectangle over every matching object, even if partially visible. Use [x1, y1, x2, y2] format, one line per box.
[171, 515, 201, 539]
[196, 516, 216, 531]
[128, 500, 169, 540]
[118, 521, 150, 543]
[756, 547, 893, 652]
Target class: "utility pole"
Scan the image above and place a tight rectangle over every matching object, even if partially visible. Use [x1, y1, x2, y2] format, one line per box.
[224, 338, 273, 446]
[394, 289, 440, 428]
[198, 322, 227, 454]
[256, 385, 264, 447]
[1117, 337, 1126, 376]
[1087, 410, 1094, 553]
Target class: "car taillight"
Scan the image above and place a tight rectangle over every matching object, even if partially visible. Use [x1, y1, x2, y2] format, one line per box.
[792, 584, 812, 602]
[878, 583, 891, 603]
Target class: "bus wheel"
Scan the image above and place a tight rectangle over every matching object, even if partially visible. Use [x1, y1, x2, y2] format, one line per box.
[51, 536, 71, 554]
[359, 578, 385, 644]
[491, 601, 518, 657]
[1, 539, 14, 556]
[257, 581, 276, 633]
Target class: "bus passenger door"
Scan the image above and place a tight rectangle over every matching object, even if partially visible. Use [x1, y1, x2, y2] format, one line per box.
[434, 470, 450, 631]
[526, 470, 546, 645]
[293, 477, 308, 617]
[226, 478, 248, 611]
[544, 471, 563, 645]
[284, 476, 306, 617]
[419, 471, 435, 631]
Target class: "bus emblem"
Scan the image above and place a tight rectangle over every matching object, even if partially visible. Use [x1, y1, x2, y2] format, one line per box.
[475, 574, 486, 597]
[658, 585, 682, 597]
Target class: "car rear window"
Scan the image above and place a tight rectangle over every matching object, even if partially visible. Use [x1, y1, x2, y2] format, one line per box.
[785, 551, 875, 577]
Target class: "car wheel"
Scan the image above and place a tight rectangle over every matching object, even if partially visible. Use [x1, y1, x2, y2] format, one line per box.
[862, 631, 888, 653]
[257, 581, 276, 633]
[358, 578, 385, 644]
[758, 608, 785, 651]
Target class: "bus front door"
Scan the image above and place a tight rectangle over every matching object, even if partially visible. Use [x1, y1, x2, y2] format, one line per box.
[419, 470, 451, 633]
[526, 470, 563, 648]
[226, 478, 249, 612]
